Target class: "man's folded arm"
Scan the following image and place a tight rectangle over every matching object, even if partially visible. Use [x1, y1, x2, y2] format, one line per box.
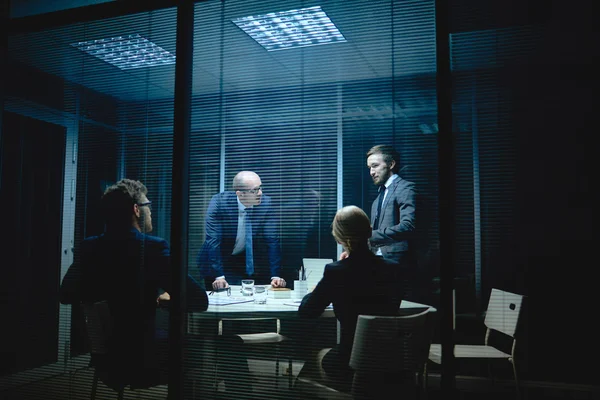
[370, 187, 416, 246]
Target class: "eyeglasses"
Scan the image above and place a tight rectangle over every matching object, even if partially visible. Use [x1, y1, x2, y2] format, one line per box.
[239, 187, 263, 195]
[137, 201, 152, 211]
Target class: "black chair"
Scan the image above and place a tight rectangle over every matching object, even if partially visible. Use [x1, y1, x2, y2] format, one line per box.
[81, 301, 125, 400]
[81, 301, 167, 399]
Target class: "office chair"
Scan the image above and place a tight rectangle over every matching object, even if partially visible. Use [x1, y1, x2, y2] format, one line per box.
[81, 301, 125, 400]
[81, 301, 167, 400]
[349, 309, 435, 399]
[427, 288, 525, 399]
[216, 317, 294, 390]
[295, 308, 435, 399]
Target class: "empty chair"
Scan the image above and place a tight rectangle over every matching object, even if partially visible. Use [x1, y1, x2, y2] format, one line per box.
[217, 317, 294, 389]
[427, 288, 525, 398]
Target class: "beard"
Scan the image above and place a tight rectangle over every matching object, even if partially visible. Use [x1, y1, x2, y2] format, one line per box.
[140, 214, 152, 233]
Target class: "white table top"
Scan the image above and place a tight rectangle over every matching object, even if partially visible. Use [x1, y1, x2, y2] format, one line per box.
[187, 286, 436, 336]
[191, 286, 437, 316]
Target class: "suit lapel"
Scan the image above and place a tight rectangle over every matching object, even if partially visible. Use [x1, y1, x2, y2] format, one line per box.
[224, 192, 240, 234]
[371, 195, 378, 224]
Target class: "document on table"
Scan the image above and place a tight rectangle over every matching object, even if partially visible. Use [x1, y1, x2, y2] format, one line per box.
[283, 300, 333, 309]
[208, 297, 254, 306]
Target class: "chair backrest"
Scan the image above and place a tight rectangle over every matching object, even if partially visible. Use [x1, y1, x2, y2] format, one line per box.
[81, 301, 113, 355]
[349, 309, 434, 374]
[484, 288, 524, 338]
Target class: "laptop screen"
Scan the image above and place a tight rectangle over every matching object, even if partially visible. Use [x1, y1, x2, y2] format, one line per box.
[302, 258, 333, 290]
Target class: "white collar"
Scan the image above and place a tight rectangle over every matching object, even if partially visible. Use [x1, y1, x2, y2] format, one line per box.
[383, 173, 399, 189]
[236, 196, 252, 212]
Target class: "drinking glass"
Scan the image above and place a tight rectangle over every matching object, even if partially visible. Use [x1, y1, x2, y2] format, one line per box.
[241, 279, 255, 297]
[254, 285, 267, 304]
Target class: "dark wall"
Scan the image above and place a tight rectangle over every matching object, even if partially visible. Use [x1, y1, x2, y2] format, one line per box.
[511, 0, 597, 384]
[0, 112, 66, 375]
[68, 122, 120, 356]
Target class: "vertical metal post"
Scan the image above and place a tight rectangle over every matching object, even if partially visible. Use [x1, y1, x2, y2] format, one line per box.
[471, 87, 482, 313]
[336, 84, 343, 258]
[435, 0, 457, 397]
[169, 1, 194, 399]
[0, 0, 7, 134]
[336, 84, 343, 343]
[218, 0, 226, 193]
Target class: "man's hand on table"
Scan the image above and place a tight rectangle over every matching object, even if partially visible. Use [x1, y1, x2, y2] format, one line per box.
[212, 278, 229, 290]
[271, 278, 286, 288]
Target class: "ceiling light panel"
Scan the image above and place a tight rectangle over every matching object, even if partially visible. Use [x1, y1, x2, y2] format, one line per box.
[71, 34, 176, 70]
[232, 5, 346, 51]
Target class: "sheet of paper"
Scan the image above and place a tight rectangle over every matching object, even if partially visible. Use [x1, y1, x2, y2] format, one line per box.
[208, 297, 255, 306]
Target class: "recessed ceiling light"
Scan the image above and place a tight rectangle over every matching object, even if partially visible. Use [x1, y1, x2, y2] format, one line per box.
[70, 34, 176, 70]
[232, 5, 346, 51]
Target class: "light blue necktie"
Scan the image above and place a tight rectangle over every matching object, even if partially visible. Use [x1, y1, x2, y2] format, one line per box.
[245, 210, 254, 276]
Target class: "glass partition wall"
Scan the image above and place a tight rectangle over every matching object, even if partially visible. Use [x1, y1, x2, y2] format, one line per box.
[186, 0, 439, 398]
[2, 7, 177, 397]
[0, 1, 443, 398]
[189, 0, 439, 289]
[1, 0, 556, 399]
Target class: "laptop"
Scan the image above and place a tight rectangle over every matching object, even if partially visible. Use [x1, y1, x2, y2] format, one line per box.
[302, 258, 333, 291]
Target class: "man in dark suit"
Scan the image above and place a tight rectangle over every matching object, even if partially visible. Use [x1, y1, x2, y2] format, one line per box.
[59, 179, 208, 388]
[197, 171, 286, 289]
[365, 144, 418, 299]
[365, 145, 416, 264]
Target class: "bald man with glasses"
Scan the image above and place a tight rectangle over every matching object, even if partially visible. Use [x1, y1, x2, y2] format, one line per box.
[197, 171, 286, 289]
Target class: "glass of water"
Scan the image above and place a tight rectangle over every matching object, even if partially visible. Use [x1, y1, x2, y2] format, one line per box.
[254, 285, 267, 304]
[241, 279, 255, 297]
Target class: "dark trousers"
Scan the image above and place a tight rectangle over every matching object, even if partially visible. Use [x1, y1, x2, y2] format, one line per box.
[321, 346, 354, 393]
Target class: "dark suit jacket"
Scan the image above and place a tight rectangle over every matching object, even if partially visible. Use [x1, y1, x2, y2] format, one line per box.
[298, 251, 402, 369]
[370, 176, 416, 263]
[197, 191, 281, 284]
[60, 227, 208, 386]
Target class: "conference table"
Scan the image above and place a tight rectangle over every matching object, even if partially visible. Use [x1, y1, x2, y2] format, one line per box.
[187, 285, 437, 336]
[182, 286, 437, 394]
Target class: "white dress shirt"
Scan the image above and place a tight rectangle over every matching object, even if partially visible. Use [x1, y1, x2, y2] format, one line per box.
[216, 197, 280, 281]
